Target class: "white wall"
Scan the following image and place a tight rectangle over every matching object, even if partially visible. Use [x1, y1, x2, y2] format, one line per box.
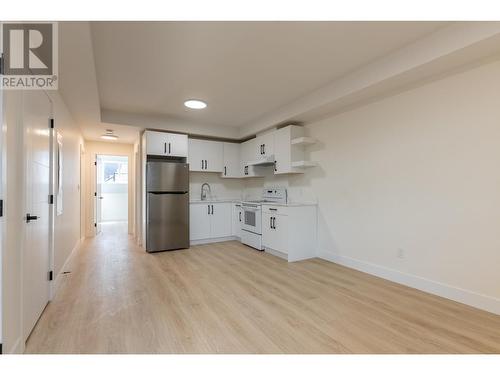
[49, 93, 85, 277]
[246, 59, 500, 314]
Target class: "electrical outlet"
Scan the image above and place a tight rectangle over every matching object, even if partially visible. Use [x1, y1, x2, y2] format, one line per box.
[397, 248, 405, 259]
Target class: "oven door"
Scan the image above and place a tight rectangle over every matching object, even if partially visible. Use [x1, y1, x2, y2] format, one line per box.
[241, 205, 262, 234]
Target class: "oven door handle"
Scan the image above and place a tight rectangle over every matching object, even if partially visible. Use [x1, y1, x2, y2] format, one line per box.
[242, 207, 260, 212]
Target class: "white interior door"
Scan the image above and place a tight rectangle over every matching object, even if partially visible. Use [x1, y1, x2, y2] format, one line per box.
[23, 91, 51, 341]
[95, 155, 103, 234]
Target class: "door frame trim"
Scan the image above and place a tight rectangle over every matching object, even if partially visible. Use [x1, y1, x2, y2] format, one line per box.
[94, 153, 130, 236]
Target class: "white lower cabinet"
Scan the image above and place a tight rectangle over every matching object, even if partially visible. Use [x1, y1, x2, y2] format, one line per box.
[189, 204, 211, 240]
[211, 202, 232, 238]
[232, 203, 242, 237]
[262, 204, 317, 262]
[190, 202, 233, 242]
[262, 212, 289, 254]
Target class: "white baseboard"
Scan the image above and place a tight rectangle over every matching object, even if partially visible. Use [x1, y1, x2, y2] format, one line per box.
[318, 250, 500, 316]
[190, 236, 238, 246]
[52, 238, 82, 298]
[8, 336, 23, 354]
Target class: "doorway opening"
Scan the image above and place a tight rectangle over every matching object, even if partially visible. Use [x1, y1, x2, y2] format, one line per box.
[95, 155, 128, 235]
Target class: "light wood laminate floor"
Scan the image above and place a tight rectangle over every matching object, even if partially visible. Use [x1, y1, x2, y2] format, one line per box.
[25, 223, 500, 354]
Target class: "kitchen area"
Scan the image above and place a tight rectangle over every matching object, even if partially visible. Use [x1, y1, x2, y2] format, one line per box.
[141, 125, 319, 262]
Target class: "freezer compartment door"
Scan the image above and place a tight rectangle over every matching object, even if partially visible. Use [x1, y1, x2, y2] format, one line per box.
[146, 192, 189, 252]
[146, 161, 189, 192]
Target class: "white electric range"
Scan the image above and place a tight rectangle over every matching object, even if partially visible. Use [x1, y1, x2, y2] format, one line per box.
[240, 187, 287, 250]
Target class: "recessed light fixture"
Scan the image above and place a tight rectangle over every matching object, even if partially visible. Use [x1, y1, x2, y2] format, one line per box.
[101, 129, 118, 140]
[184, 99, 207, 109]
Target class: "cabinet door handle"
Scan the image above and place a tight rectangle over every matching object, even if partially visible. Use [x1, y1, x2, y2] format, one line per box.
[168, 142, 171, 154]
[224, 166, 227, 176]
[211, 205, 214, 215]
[270, 217, 273, 229]
[208, 205, 210, 215]
[201, 160, 204, 169]
[273, 217, 276, 229]
[274, 160, 277, 172]
[263, 144, 265, 155]
[239, 211, 241, 221]
[206, 160, 208, 170]
[164, 142, 167, 154]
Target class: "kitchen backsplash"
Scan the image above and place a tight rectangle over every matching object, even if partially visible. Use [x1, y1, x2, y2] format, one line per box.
[189, 172, 245, 200]
[190, 168, 316, 203]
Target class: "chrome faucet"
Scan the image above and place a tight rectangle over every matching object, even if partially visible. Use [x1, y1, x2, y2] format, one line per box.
[201, 183, 211, 201]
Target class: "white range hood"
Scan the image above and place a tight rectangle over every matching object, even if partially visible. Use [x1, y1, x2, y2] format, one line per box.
[246, 154, 275, 166]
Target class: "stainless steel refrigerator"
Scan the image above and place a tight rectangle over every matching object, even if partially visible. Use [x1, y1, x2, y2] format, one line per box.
[146, 161, 189, 252]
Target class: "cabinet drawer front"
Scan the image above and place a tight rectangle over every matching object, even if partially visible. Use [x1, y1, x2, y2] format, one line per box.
[262, 205, 288, 215]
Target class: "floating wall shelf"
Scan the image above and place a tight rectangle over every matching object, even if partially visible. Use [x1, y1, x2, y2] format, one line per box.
[291, 137, 317, 145]
[291, 161, 317, 168]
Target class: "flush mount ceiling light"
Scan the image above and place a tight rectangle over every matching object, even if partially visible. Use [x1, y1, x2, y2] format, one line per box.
[101, 129, 118, 140]
[184, 99, 207, 109]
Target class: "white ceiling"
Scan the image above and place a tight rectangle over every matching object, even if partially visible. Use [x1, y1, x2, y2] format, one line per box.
[59, 21, 500, 143]
[90, 22, 447, 129]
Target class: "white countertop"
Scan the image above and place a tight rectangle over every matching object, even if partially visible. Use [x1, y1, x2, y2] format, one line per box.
[189, 198, 316, 207]
[190, 198, 242, 204]
[261, 202, 317, 207]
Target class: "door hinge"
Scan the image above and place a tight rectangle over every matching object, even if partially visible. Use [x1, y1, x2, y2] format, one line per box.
[94, 161, 97, 166]
[48, 270, 53, 281]
[94, 192, 97, 196]
[0, 199, 3, 217]
[94, 223, 97, 227]
[49, 118, 55, 129]
[49, 194, 54, 204]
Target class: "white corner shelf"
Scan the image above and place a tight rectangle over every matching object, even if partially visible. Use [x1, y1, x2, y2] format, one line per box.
[291, 161, 317, 168]
[291, 137, 317, 146]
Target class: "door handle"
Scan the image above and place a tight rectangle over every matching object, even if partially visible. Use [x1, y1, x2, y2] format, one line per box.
[208, 205, 210, 215]
[168, 142, 171, 154]
[272, 217, 276, 229]
[239, 211, 241, 221]
[270, 216, 273, 229]
[263, 144, 265, 154]
[201, 160, 204, 169]
[274, 160, 277, 172]
[211, 205, 214, 215]
[224, 166, 227, 175]
[164, 142, 167, 154]
[26, 213, 38, 223]
[206, 160, 208, 170]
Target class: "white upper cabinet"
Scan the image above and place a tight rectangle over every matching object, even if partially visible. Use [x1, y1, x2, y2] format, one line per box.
[188, 138, 223, 172]
[274, 125, 307, 174]
[167, 133, 189, 157]
[255, 132, 275, 158]
[221, 142, 241, 178]
[240, 138, 264, 177]
[145, 130, 188, 157]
